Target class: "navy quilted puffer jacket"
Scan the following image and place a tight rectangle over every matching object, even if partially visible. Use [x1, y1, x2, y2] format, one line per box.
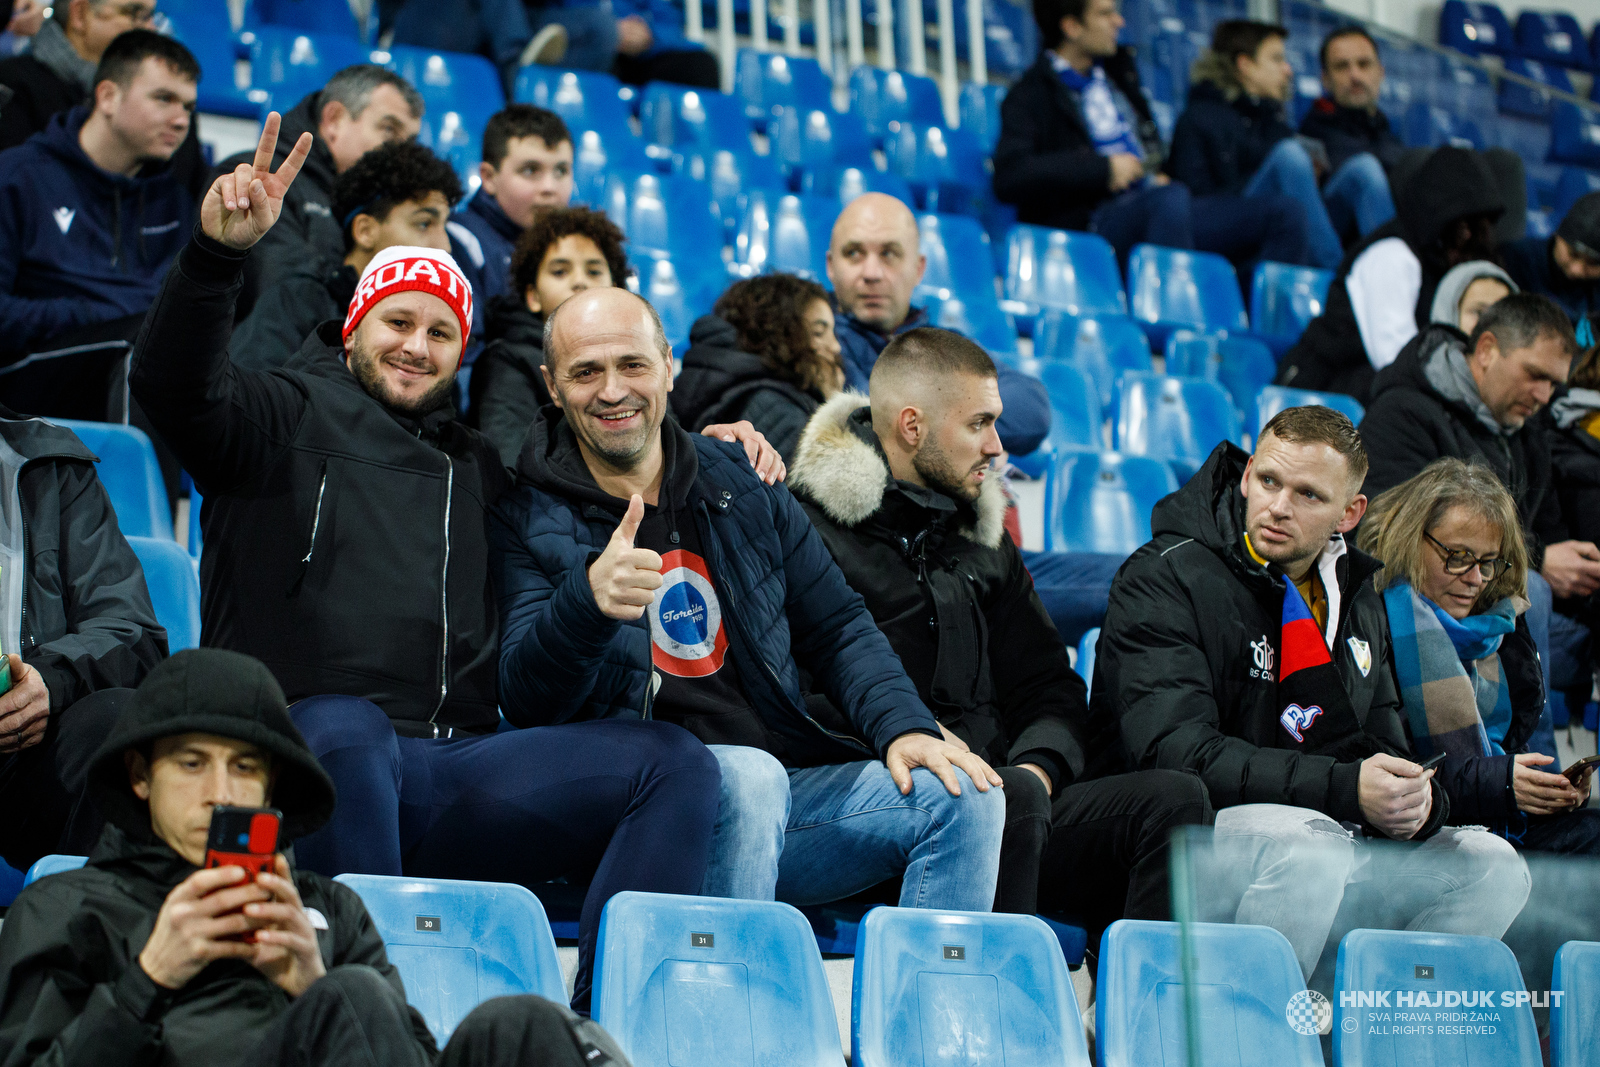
[489, 409, 943, 766]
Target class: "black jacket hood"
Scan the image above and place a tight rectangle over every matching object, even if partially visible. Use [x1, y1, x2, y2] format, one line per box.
[1395, 146, 1504, 252]
[485, 293, 544, 349]
[516, 405, 701, 515]
[276, 91, 337, 200]
[1369, 323, 1468, 406]
[1151, 442, 1252, 567]
[672, 314, 806, 428]
[87, 649, 337, 844]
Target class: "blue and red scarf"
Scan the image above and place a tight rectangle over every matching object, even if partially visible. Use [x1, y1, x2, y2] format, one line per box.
[1272, 568, 1366, 756]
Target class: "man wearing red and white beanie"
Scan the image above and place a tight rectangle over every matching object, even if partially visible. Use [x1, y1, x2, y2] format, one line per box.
[129, 114, 786, 1014]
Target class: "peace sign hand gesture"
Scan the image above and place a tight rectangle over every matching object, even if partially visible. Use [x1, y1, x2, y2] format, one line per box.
[201, 111, 313, 251]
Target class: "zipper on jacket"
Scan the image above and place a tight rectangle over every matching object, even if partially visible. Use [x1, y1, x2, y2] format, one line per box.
[428, 461, 453, 723]
[289, 461, 329, 596]
[18, 513, 30, 651]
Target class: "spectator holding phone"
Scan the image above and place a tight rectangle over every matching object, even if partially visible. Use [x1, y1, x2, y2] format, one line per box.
[0, 648, 634, 1067]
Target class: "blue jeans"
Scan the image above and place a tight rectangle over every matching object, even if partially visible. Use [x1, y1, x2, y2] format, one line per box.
[530, 2, 619, 71]
[288, 697, 722, 1013]
[1191, 189, 1310, 269]
[1525, 571, 1590, 759]
[1020, 549, 1123, 647]
[1321, 152, 1396, 241]
[700, 746, 1005, 911]
[1090, 182, 1195, 268]
[1240, 139, 1345, 269]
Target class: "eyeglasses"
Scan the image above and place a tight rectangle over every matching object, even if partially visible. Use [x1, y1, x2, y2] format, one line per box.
[1424, 531, 1510, 580]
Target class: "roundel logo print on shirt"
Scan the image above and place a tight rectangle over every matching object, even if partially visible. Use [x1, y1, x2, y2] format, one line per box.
[648, 550, 729, 677]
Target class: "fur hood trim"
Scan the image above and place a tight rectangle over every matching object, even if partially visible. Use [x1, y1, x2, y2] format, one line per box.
[1190, 50, 1244, 100]
[790, 392, 1007, 547]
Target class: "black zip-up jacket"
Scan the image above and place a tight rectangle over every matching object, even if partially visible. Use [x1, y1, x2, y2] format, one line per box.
[0, 410, 165, 709]
[1358, 325, 1566, 571]
[230, 262, 357, 374]
[1085, 442, 1448, 837]
[1296, 97, 1407, 176]
[992, 47, 1164, 233]
[790, 396, 1088, 795]
[1166, 56, 1296, 197]
[215, 93, 340, 319]
[1501, 235, 1600, 332]
[467, 295, 550, 467]
[129, 231, 511, 734]
[671, 315, 821, 462]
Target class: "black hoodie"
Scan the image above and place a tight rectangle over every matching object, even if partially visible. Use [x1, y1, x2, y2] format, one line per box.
[1166, 56, 1298, 198]
[0, 649, 434, 1067]
[671, 314, 821, 462]
[1275, 146, 1505, 402]
[468, 294, 550, 467]
[230, 263, 357, 374]
[1085, 442, 1447, 835]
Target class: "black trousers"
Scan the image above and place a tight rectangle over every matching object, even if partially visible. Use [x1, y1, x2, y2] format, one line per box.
[0, 687, 133, 872]
[251, 965, 633, 1067]
[1036, 770, 1214, 948]
[993, 764, 1051, 914]
[612, 48, 720, 89]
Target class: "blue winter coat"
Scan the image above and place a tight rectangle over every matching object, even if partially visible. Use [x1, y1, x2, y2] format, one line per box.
[489, 410, 943, 766]
[834, 305, 1053, 455]
[0, 106, 192, 352]
[449, 192, 520, 307]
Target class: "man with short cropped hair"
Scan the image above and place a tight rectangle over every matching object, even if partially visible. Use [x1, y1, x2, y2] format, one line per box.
[1092, 406, 1530, 976]
[216, 64, 425, 316]
[231, 140, 463, 372]
[0, 28, 197, 420]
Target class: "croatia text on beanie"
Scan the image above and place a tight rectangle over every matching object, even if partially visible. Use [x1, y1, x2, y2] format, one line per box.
[342, 244, 474, 349]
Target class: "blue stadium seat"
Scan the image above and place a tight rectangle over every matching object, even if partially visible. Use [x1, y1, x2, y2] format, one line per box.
[674, 147, 785, 242]
[1075, 628, 1098, 698]
[1045, 449, 1176, 554]
[1402, 102, 1486, 150]
[247, 27, 369, 112]
[770, 105, 875, 185]
[594, 891, 840, 1067]
[571, 130, 652, 209]
[958, 82, 1005, 152]
[161, 0, 263, 118]
[335, 874, 567, 1044]
[0, 861, 22, 906]
[1514, 11, 1590, 70]
[1254, 385, 1366, 437]
[1114, 372, 1241, 480]
[921, 294, 1020, 357]
[800, 164, 915, 206]
[1149, 28, 1207, 107]
[852, 907, 1091, 1067]
[630, 254, 725, 352]
[381, 46, 505, 192]
[1250, 261, 1333, 354]
[249, 0, 368, 41]
[1334, 929, 1540, 1066]
[1126, 245, 1248, 345]
[188, 487, 203, 560]
[513, 67, 635, 143]
[127, 536, 201, 652]
[884, 123, 987, 215]
[915, 213, 998, 302]
[1553, 940, 1600, 1067]
[1098, 920, 1323, 1067]
[639, 82, 753, 154]
[736, 190, 837, 279]
[602, 171, 724, 261]
[734, 50, 833, 129]
[1499, 57, 1572, 119]
[1527, 207, 1556, 238]
[1032, 312, 1153, 412]
[1439, 0, 1513, 56]
[1004, 225, 1128, 322]
[1164, 331, 1276, 415]
[54, 419, 173, 539]
[1034, 362, 1103, 449]
[849, 67, 946, 142]
[1550, 167, 1600, 216]
[1550, 102, 1600, 167]
[23, 854, 87, 887]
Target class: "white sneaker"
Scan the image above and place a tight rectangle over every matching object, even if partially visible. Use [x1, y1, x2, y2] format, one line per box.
[519, 24, 569, 67]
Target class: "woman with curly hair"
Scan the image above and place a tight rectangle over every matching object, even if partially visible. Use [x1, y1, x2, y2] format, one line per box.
[673, 274, 845, 460]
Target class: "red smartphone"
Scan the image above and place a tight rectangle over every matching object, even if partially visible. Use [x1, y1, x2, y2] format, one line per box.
[203, 805, 282, 882]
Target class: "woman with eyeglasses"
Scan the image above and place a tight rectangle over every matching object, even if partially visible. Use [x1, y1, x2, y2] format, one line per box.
[1358, 458, 1600, 855]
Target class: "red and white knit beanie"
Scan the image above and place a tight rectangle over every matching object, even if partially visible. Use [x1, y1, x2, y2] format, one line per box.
[342, 245, 474, 348]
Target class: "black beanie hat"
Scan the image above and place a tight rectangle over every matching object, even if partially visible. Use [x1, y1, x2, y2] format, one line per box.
[1558, 192, 1600, 259]
[87, 649, 337, 844]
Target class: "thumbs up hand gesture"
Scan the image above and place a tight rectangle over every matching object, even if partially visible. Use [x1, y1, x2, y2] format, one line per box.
[588, 495, 665, 621]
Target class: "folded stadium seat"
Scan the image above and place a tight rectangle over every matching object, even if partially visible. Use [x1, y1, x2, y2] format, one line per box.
[921, 295, 1020, 358]
[1498, 57, 1572, 120]
[1045, 449, 1176, 554]
[1554, 166, 1600, 216]
[54, 419, 174, 539]
[1431, 52, 1498, 115]
[1098, 919, 1324, 1067]
[736, 190, 838, 280]
[639, 81, 754, 156]
[1074, 628, 1098, 695]
[160, 0, 263, 118]
[1253, 384, 1365, 438]
[1333, 929, 1540, 1066]
[1527, 207, 1555, 237]
[883, 123, 988, 215]
[247, 26, 369, 112]
[1149, 28, 1207, 108]
[602, 171, 724, 261]
[1003, 225, 1129, 330]
[593, 891, 841, 1067]
[1401, 102, 1486, 150]
[571, 129, 652, 209]
[1550, 102, 1600, 167]
[915, 213, 999, 303]
[1032, 311, 1153, 412]
[1249, 261, 1333, 355]
[1287, 40, 1325, 125]
[513, 67, 636, 146]
[1553, 940, 1600, 1067]
[958, 82, 1005, 153]
[848, 66, 946, 145]
[126, 537, 202, 652]
[734, 50, 834, 131]
[630, 255, 716, 352]
[1497, 116, 1554, 174]
[23, 853, 86, 887]
[1164, 331, 1276, 418]
[1126, 244, 1247, 349]
[852, 906, 1090, 1067]
[1513, 11, 1591, 70]
[800, 164, 915, 207]
[249, 0, 369, 41]
[1114, 372, 1241, 481]
[1438, 0, 1513, 57]
[674, 147, 785, 245]
[335, 874, 567, 1044]
[769, 104, 876, 189]
[1523, 160, 1562, 211]
[1032, 363, 1102, 448]
[381, 46, 505, 193]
